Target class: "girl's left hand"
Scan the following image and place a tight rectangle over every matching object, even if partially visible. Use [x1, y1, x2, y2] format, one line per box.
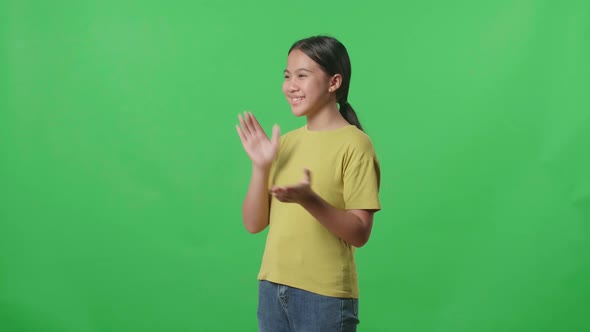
[270, 169, 315, 204]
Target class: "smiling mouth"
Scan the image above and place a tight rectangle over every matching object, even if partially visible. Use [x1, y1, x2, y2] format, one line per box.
[290, 97, 304, 104]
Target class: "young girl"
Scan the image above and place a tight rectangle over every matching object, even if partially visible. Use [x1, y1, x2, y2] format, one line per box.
[236, 35, 381, 332]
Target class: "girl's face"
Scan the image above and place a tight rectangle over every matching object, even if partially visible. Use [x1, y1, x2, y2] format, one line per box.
[282, 49, 337, 117]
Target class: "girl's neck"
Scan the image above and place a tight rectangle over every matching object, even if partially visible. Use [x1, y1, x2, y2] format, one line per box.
[306, 103, 350, 131]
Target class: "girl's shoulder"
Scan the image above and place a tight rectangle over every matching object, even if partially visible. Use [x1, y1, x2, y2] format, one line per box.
[345, 126, 377, 152]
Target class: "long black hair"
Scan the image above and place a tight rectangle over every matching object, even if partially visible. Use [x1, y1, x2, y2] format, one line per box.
[288, 36, 363, 131]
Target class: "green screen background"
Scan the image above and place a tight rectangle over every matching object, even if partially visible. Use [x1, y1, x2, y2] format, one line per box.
[1, 1, 588, 331]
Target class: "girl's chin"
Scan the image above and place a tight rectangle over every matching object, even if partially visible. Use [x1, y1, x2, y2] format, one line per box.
[290, 107, 308, 117]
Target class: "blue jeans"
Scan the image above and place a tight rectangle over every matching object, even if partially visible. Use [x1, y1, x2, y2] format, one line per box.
[257, 280, 360, 332]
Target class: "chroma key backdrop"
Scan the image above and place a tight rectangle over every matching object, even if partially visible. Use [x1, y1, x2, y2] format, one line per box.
[1, 1, 588, 331]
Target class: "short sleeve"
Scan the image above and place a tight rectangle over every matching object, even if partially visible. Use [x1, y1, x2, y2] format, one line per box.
[343, 156, 381, 211]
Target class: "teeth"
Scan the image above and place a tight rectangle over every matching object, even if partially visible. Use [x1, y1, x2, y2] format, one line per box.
[291, 97, 304, 103]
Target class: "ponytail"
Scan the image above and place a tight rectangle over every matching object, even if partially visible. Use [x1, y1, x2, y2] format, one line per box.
[338, 100, 363, 131]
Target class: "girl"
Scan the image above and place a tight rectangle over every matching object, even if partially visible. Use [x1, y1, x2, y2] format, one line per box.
[236, 35, 381, 332]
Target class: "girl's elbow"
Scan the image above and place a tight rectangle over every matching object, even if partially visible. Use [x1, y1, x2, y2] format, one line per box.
[352, 238, 369, 248]
[245, 226, 262, 234]
[351, 231, 371, 248]
[244, 220, 268, 234]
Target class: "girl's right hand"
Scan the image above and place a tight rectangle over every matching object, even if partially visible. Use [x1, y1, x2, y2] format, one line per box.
[236, 112, 280, 169]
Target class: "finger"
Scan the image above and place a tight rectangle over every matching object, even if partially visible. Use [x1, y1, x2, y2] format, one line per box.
[271, 186, 285, 193]
[244, 112, 258, 135]
[275, 190, 289, 202]
[249, 112, 266, 136]
[272, 187, 288, 199]
[273, 193, 285, 202]
[280, 187, 292, 197]
[303, 168, 311, 184]
[270, 188, 282, 199]
[239, 113, 252, 137]
[236, 125, 247, 142]
[271, 124, 281, 146]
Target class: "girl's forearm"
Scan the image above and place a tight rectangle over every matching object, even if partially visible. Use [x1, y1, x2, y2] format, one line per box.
[242, 165, 271, 233]
[299, 193, 372, 247]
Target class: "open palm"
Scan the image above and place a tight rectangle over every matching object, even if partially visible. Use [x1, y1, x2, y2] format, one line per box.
[236, 112, 280, 169]
[270, 169, 314, 204]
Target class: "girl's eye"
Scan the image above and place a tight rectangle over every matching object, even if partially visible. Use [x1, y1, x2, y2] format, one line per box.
[298, 74, 307, 78]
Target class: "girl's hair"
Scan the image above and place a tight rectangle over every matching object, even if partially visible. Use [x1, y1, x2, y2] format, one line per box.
[289, 36, 363, 131]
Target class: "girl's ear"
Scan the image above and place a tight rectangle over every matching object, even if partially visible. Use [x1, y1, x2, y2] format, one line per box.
[328, 74, 342, 92]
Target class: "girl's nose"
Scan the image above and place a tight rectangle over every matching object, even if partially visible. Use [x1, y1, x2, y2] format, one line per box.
[287, 80, 299, 92]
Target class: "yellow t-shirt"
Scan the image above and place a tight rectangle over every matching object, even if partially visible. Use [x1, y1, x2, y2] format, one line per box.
[258, 124, 381, 298]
